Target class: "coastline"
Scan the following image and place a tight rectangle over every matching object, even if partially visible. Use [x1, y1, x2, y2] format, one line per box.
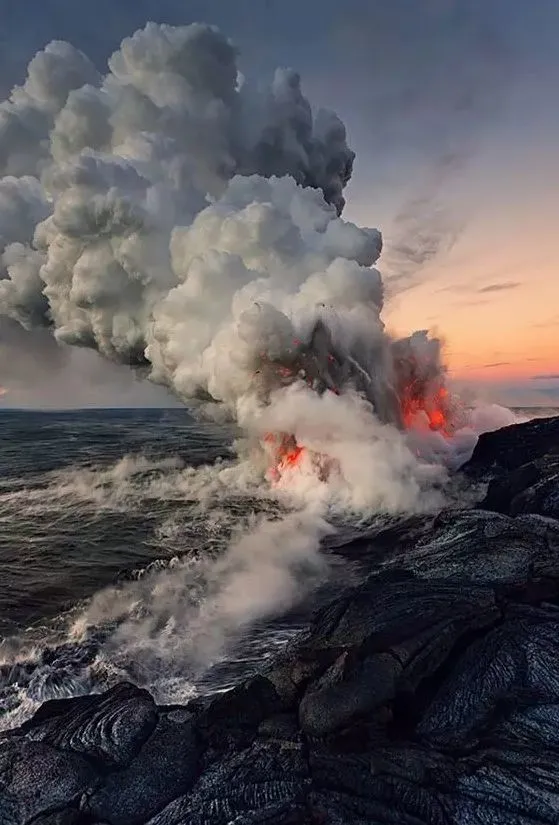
[1, 415, 558, 824]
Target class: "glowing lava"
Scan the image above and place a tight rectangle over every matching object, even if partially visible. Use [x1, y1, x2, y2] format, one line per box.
[263, 380, 459, 485]
[260, 342, 463, 485]
[400, 383, 454, 437]
[264, 433, 307, 483]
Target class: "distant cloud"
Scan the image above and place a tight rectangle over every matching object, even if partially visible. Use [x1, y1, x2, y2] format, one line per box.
[344, 0, 515, 295]
[531, 374, 559, 381]
[534, 316, 559, 328]
[482, 361, 511, 368]
[478, 281, 521, 293]
[436, 277, 522, 296]
[0, 318, 177, 409]
[450, 297, 490, 308]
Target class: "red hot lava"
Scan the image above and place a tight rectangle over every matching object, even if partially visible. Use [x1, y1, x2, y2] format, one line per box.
[264, 433, 306, 483]
[259, 332, 461, 484]
[399, 383, 455, 437]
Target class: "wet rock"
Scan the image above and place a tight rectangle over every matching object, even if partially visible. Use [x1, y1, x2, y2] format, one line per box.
[481, 454, 559, 520]
[383, 508, 559, 583]
[306, 571, 498, 651]
[2, 415, 559, 824]
[0, 738, 98, 825]
[16, 682, 158, 769]
[308, 745, 453, 825]
[27, 812, 82, 825]
[463, 415, 559, 478]
[196, 675, 285, 755]
[257, 713, 301, 742]
[419, 607, 559, 748]
[300, 651, 402, 737]
[84, 713, 199, 825]
[147, 740, 308, 825]
[297, 574, 498, 738]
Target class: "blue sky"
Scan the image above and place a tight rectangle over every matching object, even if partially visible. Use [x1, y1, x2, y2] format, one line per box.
[0, 0, 557, 407]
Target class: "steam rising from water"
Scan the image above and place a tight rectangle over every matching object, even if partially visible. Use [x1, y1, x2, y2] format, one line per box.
[0, 21, 522, 724]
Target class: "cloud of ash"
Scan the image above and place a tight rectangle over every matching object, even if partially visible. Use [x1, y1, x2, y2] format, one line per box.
[0, 317, 176, 407]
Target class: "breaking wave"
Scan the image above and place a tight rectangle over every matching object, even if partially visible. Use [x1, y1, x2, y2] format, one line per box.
[0, 20, 528, 731]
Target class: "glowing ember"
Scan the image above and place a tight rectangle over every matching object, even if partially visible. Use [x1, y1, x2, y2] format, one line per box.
[258, 333, 464, 487]
[264, 432, 307, 483]
[400, 382, 454, 437]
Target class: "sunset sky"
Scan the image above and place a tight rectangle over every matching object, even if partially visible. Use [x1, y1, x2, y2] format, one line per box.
[0, 0, 557, 408]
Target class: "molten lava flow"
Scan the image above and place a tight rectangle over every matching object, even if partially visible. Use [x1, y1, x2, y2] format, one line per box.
[264, 431, 340, 485]
[400, 382, 454, 437]
[264, 432, 307, 483]
[257, 330, 462, 488]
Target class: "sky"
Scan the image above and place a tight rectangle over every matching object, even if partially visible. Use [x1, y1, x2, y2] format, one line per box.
[0, 0, 557, 408]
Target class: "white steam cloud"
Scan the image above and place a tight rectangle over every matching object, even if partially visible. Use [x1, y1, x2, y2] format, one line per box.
[0, 21, 520, 695]
[0, 20, 445, 478]
[0, 22, 395, 406]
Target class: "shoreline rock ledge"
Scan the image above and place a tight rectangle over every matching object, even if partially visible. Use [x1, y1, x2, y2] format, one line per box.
[2, 415, 559, 825]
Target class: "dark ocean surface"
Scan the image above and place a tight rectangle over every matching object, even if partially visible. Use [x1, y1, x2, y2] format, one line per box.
[0, 408, 234, 633]
[0, 406, 557, 731]
[0, 408, 338, 729]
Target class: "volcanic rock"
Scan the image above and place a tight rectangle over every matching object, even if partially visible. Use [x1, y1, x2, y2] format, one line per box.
[463, 414, 559, 478]
[83, 710, 199, 825]
[16, 682, 158, 769]
[1, 415, 558, 825]
[464, 415, 559, 521]
[0, 738, 97, 825]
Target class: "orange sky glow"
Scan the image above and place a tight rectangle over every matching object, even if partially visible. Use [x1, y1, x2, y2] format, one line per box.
[346, 140, 559, 405]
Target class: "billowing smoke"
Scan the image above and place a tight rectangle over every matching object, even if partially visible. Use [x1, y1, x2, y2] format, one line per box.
[0, 21, 510, 555]
[0, 23, 359, 378]
[0, 21, 523, 705]
[0, 21, 444, 448]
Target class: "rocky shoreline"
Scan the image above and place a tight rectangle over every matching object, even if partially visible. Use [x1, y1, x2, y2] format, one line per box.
[1, 416, 559, 825]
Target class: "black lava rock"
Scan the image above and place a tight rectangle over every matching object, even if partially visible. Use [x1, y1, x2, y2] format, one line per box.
[0, 738, 98, 825]
[16, 682, 158, 769]
[2, 416, 559, 825]
[84, 711, 199, 825]
[463, 414, 559, 478]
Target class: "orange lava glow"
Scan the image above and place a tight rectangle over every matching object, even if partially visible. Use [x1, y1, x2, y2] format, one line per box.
[264, 432, 307, 483]
[262, 363, 463, 484]
[400, 383, 454, 437]
[263, 380, 459, 484]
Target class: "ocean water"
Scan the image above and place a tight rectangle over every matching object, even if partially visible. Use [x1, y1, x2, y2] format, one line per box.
[0, 408, 356, 730]
[0, 405, 556, 731]
[0, 408, 233, 634]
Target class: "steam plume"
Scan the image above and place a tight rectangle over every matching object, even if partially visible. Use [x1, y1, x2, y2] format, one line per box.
[0, 21, 524, 703]
[0, 21, 482, 486]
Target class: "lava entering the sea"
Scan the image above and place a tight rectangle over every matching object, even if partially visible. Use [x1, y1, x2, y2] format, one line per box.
[263, 379, 459, 485]
[400, 383, 454, 437]
[264, 433, 307, 484]
[257, 320, 463, 485]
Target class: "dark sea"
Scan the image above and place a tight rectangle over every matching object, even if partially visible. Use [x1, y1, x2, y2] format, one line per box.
[0, 405, 557, 731]
[0, 408, 347, 730]
[0, 408, 231, 634]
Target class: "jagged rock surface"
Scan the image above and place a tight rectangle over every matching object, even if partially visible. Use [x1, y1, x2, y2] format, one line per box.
[464, 415, 559, 520]
[464, 415, 559, 478]
[1, 416, 558, 825]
